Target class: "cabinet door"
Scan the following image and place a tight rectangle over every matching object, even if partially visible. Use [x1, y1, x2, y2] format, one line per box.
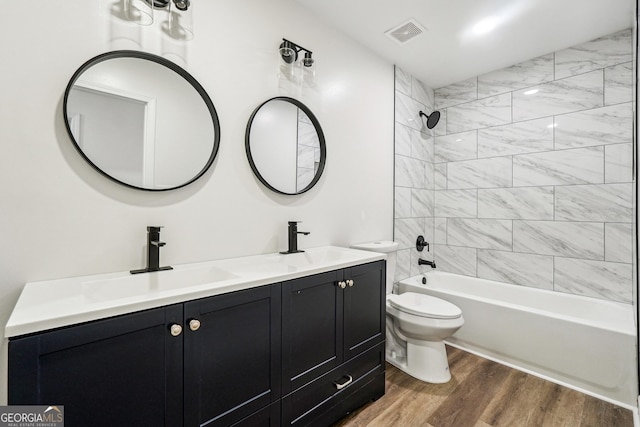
[343, 261, 386, 360]
[282, 270, 344, 394]
[8, 305, 184, 427]
[183, 283, 281, 427]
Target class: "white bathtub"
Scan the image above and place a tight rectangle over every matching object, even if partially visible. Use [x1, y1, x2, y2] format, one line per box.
[398, 272, 638, 408]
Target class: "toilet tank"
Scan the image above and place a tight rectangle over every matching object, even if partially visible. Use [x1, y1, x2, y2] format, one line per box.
[350, 241, 399, 295]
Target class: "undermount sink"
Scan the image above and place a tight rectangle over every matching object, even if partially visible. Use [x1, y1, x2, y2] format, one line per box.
[265, 246, 363, 268]
[83, 265, 238, 301]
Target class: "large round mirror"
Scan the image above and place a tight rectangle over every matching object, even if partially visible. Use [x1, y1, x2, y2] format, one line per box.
[63, 51, 220, 191]
[245, 97, 326, 195]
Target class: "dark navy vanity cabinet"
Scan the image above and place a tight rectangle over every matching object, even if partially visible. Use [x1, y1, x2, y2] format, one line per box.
[281, 261, 386, 426]
[8, 261, 385, 427]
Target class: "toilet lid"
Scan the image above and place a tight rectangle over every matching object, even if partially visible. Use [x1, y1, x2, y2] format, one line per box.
[388, 292, 462, 319]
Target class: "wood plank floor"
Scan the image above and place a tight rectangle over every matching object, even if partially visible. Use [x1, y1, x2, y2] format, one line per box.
[334, 346, 634, 427]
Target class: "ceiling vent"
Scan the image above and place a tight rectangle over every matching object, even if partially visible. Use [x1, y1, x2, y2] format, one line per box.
[385, 19, 426, 45]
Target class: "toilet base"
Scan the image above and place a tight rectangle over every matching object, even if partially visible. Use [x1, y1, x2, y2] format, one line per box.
[404, 340, 451, 383]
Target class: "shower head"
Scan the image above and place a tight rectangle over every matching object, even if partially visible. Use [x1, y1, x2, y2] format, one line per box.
[419, 110, 440, 129]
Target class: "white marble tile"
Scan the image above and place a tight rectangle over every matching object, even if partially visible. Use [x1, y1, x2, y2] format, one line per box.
[478, 118, 554, 158]
[434, 77, 477, 109]
[512, 71, 604, 122]
[513, 147, 603, 186]
[605, 223, 633, 263]
[448, 157, 513, 189]
[394, 248, 411, 283]
[412, 77, 435, 109]
[447, 93, 512, 133]
[395, 66, 412, 96]
[435, 189, 477, 218]
[605, 62, 633, 105]
[395, 187, 411, 219]
[297, 144, 315, 169]
[424, 162, 434, 190]
[477, 250, 553, 290]
[435, 131, 478, 162]
[394, 218, 423, 250]
[435, 218, 447, 244]
[605, 143, 633, 183]
[555, 29, 633, 79]
[434, 109, 447, 137]
[395, 155, 425, 188]
[555, 183, 633, 222]
[412, 189, 434, 217]
[554, 103, 633, 149]
[478, 53, 554, 98]
[447, 218, 512, 251]
[435, 164, 447, 190]
[478, 187, 554, 220]
[554, 257, 632, 303]
[433, 244, 477, 276]
[513, 220, 603, 260]
[395, 91, 425, 132]
[412, 132, 434, 162]
[296, 167, 314, 192]
[394, 123, 412, 157]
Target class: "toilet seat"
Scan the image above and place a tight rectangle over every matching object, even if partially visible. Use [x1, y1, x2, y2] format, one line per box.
[387, 292, 462, 320]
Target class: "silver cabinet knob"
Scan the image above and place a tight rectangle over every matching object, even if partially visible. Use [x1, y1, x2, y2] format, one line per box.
[337, 281, 346, 289]
[346, 279, 354, 287]
[169, 324, 183, 337]
[189, 319, 201, 331]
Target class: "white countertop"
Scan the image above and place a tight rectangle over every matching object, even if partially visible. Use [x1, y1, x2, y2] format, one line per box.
[5, 246, 385, 338]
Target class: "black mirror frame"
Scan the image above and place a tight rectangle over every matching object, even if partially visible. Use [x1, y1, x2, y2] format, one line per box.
[63, 50, 221, 191]
[245, 97, 326, 195]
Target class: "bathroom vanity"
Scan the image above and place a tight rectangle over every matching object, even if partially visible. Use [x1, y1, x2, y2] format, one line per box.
[6, 246, 386, 427]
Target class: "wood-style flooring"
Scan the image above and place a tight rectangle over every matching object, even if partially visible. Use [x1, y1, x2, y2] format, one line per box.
[334, 346, 634, 427]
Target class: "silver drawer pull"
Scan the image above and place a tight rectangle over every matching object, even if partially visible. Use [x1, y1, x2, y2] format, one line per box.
[346, 279, 354, 287]
[337, 281, 347, 289]
[334, 375, 353, 390]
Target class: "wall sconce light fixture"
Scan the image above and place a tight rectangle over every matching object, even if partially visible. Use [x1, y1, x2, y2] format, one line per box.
[279, 38, 316, 86]
[419, 110, 441, 129]
[126, 0, 194, 40]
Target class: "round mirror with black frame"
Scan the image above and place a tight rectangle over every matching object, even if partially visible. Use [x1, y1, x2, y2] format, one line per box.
[63, 50, 220, 191]
[245, 97, 326, 195]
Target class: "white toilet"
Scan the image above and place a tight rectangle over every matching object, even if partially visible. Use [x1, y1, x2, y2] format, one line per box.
[351, 241, 464, 384]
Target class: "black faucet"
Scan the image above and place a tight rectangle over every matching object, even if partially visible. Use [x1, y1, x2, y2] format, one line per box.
[418, 258, 436, 268]
[131, 226, 173, 274]
[280, 221, 310, 254]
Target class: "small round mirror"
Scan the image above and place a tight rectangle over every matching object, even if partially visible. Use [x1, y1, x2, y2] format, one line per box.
[63, 51, 220, 191]
[245, 97, 326, 195]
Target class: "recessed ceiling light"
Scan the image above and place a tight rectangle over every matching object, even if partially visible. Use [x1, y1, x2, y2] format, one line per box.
[524, 89, 539, 95]
[473, 16, 498, 35]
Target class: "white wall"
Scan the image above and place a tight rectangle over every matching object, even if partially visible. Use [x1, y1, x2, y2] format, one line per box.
[0, 0, 394, 402]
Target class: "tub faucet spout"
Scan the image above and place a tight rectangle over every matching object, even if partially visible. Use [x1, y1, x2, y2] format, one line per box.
[418, 258, 436, 268]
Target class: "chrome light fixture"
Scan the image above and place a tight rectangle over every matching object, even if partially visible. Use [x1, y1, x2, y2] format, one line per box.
[279, 38, 316, 86]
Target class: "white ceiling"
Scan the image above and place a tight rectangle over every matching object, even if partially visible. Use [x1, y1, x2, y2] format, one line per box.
[295, 0, 635, 88]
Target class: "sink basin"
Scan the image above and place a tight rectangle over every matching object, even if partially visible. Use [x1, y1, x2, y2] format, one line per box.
[83, 265, 238, 301]
[266, 246, 366, 269]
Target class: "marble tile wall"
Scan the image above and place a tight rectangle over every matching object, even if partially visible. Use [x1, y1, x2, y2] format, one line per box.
[394, 67, 438, 282]
[394, 28, 634, 304]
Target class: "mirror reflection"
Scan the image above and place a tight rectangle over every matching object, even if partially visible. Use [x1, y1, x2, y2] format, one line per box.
[246, 97, 326, 195]
[64, 51, 220, 191]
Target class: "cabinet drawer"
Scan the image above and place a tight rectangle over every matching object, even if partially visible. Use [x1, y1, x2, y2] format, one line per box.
[282, 343, 385, 426]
